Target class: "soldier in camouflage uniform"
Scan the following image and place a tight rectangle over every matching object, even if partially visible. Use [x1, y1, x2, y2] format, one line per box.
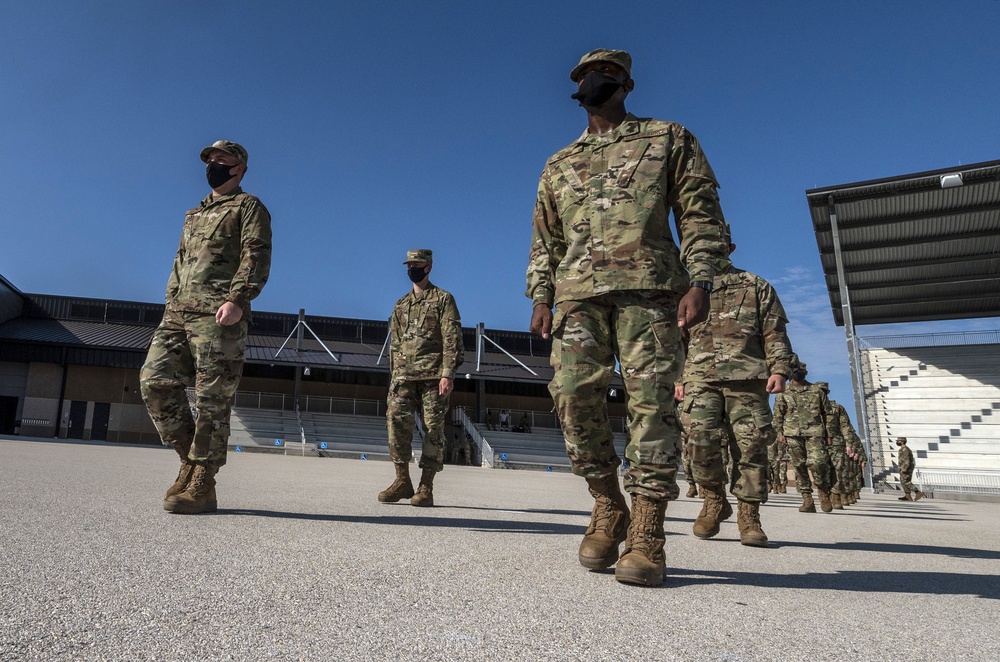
[676, 225, 793, 547]
[767, 438, 789, 494]
[820, 388, 862, 510]
[772, 357, 835, 513]
[378, 249, 463, 507]
[526, 49, 729, 586]
[846, 429, 866, 502]
[895, 437, 925, 501]
[140, 140, 271, 515]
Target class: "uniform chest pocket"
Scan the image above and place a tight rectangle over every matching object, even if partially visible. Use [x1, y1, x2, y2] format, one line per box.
[207, 211, 240, 240]
[611, 141, 651, 188]
[554, 162, 587, 209]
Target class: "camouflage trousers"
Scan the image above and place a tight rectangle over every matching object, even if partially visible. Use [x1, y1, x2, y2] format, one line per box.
[900, 469, 916, 493]
[768, 440, 789, 487]
[549, 291, 682, 501]
[850, 459, 866, 492]
[386, 379, 449, 472]
[784, 435, 832, 493]
[679, 380, 775, 503]
[828, 443, 847, 494]
[139, 309, 247, 467]
[681, 432, 695, 485]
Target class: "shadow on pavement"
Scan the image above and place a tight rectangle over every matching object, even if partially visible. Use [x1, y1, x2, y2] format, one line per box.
[220, 508, 583, 535]
[668, 567, 1000, 599]
[772, 540, 1000, 560]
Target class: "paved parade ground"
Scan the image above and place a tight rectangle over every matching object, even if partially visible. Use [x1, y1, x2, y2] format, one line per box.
[2, 436, 998, 661]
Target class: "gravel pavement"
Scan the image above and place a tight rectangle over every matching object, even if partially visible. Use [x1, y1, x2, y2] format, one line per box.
[2, 437, 998, 661]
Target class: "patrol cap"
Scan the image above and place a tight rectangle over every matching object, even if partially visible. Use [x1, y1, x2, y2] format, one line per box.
[722, 221, 733, 246]
[896, 437, 908, 444]
[200, 140, 249, 166]
[404, 249, 433, 264]
[570, 48, 632, 82]
[790, 354, 808, 374]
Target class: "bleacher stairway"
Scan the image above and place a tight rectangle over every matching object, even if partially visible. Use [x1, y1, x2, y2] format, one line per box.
[862, 343, 1000, 493]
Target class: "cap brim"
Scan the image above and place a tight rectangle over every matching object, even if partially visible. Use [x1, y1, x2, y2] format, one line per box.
[200, 145, 244, 164]
[570, 58, 626, 82]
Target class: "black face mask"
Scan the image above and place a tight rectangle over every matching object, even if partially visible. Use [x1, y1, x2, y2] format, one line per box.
[793, 372, 807, 382]
[571, 71, 622, 107]
[206, 161, 238, 189]
[407, 266, 428, 283]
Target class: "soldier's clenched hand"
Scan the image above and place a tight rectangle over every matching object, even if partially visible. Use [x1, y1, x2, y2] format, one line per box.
[766, 374, 786, 394]
[530, 304, 553, 339]
[676, 287, 709, 328]
[216, 301, 243, 326]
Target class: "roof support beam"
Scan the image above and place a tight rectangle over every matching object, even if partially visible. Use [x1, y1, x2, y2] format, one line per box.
[828, 197, 874, 492]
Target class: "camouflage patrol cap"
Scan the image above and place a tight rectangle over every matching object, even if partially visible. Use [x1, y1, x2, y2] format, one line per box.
[570, 48, 633, 82]
[200, 140, 249, 166]
[404, 249, 433, 264]
[896, 437, 907, 444]
[722, 221, 733, 246]
[790, 354, 807, 374]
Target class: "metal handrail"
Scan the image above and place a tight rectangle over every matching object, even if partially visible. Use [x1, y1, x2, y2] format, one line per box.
[452, 406, 495, 468]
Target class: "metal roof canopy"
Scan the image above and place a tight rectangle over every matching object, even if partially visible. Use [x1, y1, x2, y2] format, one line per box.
[806, 159, 1000, 493]
[807, 159, 1000, 326]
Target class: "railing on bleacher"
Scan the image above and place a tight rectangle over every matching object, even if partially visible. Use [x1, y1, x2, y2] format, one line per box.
[916, 469, 1000, 495]
[452, 407, 495, 468]
[233, 390, 386, 417]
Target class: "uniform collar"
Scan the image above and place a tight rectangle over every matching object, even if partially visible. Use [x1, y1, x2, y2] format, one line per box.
[410, 282, 436, 299]
[575, 112, 640, 145]
[200, 186, 244, 208]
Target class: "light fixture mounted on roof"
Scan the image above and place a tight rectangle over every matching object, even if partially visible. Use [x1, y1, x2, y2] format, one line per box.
[940, 173, 964, 188]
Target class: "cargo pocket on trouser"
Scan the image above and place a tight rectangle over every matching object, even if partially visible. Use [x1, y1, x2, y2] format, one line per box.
[621, 308, 682, 481]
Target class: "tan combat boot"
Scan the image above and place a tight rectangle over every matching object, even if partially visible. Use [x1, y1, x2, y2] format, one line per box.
[578, 474, 630, 569]
[410, 468, 436, 507]
[692, 485, 733, 539]
[164, 464, 218, 514]
[685, 483, 698, 499]
[799, 492, 817, 513]
[817, 489, 834, 512]
[898, 492, 912, 501]
[779, 484, 787, 494]
[914, 490, 925, 501]
[165, 441, 195, 501]
[737, 501, 768, 548]
[378, 463, 415, 503]
[831, 492, 844, 510]
[615, 494, 667, 587]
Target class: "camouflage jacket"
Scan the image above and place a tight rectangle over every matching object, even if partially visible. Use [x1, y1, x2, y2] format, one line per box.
[827, 400, 856, 448]
[773, 382, 831, 438]
[851, 436, 868, 463]
[165, 187, 271, 319]
[525, 114, 729, 307]
[681, 267, 793, 384]
[898, 444, 914, 472]
[389, 283, 463, 381]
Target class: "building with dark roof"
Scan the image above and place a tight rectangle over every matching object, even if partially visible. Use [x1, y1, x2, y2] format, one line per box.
[0, 274, 625, 444]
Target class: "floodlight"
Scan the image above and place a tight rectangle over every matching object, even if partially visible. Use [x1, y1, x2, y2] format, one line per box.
[940, 173, 964, 188]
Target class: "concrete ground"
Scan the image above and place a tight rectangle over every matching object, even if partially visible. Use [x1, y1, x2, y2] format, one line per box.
[2, 437, 998, 661]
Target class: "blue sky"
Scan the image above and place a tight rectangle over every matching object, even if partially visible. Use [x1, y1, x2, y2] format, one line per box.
[2, 1, 998, 414]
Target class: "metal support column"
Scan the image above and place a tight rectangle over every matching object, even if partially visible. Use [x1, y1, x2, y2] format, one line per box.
[828, 197, 874, 491]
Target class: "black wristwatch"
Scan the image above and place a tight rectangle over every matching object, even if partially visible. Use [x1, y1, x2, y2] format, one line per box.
[689, 280, 713, 293]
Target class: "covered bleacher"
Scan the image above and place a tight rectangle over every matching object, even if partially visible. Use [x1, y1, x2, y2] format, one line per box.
[806, 160, 1000, 497]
